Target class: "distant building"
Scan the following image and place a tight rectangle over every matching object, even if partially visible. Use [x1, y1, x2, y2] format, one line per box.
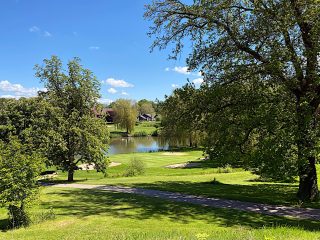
[93, 107, 115, 123]
[138, 113, 154, 121]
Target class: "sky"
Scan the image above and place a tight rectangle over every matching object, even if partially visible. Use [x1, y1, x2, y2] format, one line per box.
[0, 0, 203, 104]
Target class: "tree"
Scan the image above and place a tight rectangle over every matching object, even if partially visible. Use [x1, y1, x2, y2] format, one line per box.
[159, 84, 204, 147]
[0, 97, 58, 227]
[145, 0, 320, 200]
[137, 99, 156, 116]
[34, 56, 109, 181]
[0, 137, 43, 228]
[113, 99, 138, 134]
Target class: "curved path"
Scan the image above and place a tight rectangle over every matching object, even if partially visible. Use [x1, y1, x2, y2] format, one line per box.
[48, 183, 320, 221]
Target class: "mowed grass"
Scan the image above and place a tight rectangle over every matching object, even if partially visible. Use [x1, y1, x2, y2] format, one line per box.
[108, 121, 158, 137]
[0, 187, 319, 240]
[50, 151, 320, 209]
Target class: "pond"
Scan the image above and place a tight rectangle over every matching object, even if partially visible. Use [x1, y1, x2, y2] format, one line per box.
[108, 137, 169, 155]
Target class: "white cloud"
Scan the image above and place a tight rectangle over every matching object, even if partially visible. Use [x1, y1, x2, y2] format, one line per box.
[192, 78, 204, 85]
[29, 26, 40, 32]
[0, 80, 45, 97]
[43, 31, 52, 37]
[171, 84, 179, 88]
[98, 98, 113, 105]
[173, 66, 190, 75]
[0, 94, 19, 99]
[107, 88, 117, 94]
[121, 91, 128, 96]
[105, 78, 134, 88]
[166, 66, 202, 77]
[29, 26, 52, 37]
[89, 46, 100, 50]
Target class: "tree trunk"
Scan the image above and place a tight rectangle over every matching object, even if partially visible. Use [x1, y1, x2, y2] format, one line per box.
[297, 156, 318, 201]
[296, 99, 319, 201]
[68, 167, 74, 182]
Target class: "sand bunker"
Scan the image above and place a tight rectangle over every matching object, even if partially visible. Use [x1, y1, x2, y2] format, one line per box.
[78, 162, 122, 170]
[161, 152, 187, 156]
[165, 162, 201, 169]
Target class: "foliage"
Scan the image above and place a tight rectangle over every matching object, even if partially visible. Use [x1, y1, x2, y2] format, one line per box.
[123, 157, 146, 177]
[137, 99, 156, 116]
[0, 137, 43, 228]
[113, 99, 138, 134]
[159, 84, 204, 147]
[133, 131, 148, 137]
[145, 0, 320, 200]
[34, 56, 109, 181]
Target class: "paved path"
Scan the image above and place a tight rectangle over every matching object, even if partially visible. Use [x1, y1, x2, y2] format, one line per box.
[48, 183, 320, 221]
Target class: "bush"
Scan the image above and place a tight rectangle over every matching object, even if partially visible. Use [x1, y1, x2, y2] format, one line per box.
[133, 131, 148, 137]
[123, 157, 146, 177]
[216, 164, 232, 173]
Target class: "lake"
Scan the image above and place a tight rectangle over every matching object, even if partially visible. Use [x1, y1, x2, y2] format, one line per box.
[108, 137, 169, 155]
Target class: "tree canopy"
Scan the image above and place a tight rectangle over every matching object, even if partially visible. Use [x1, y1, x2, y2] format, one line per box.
[145, 0, 320, 200]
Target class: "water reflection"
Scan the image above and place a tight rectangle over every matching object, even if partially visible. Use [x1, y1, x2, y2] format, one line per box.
[108, 137, 169, 155]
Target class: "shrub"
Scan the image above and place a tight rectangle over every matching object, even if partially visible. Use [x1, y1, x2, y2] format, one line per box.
[124, 157, 146, 177]
[216, 164, 233, 173]
[133, 131, 148, 137]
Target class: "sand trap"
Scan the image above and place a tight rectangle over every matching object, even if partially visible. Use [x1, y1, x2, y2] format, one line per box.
[78, 162, 122, 170]
[161, 152, 187, 156]
[109, 162, 122, 167]
[165, 162, 201, 169]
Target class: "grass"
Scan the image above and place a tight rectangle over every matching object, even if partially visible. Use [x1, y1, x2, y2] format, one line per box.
[48, 151, 320, 209]
[0, 187, 319, 239]
[1, 150, 320, 239]
[108, 121, 158, 137]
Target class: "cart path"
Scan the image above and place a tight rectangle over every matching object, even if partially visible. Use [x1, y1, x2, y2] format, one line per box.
[47, 183, 320, 221]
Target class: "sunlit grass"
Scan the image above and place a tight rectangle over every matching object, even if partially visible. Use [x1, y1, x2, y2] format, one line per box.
[0, 187, 319, 239]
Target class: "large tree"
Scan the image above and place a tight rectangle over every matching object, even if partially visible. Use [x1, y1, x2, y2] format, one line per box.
[145, 0, 320, 200]
[35, 56, 109, 181]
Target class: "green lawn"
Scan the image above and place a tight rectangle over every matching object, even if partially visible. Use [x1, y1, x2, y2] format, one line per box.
[50, 151, 320, 208]
[1, 150, 320, 239]
[108, 121, 158, 137]
[0, 187, 319, 240]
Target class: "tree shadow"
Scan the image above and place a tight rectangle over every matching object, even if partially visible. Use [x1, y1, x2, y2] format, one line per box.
[127, 181, 319, 208]
[42, 188, 320, 232]
[0, 219, 9, 231]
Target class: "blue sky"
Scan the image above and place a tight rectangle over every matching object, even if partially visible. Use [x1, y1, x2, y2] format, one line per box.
[0, 0, 203, 104]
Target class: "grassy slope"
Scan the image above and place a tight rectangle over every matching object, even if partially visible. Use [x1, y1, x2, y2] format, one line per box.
[1, 150, 320, 239]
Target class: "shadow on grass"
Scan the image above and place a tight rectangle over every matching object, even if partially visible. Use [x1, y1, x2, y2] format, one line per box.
[43, 188, 320, 232]
[0, 219, 9, 231]
[39, 179, 86, 185]
[127, 181, 320, 209]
